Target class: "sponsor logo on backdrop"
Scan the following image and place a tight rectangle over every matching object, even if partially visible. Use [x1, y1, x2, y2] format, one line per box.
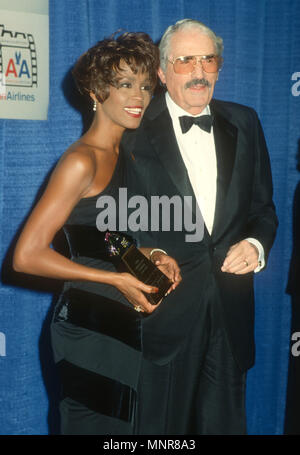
[291, 332, 300, 357]
[291, 72, 300, 96]
[0, 23, 36, 102]
[0, 332, 6, 357]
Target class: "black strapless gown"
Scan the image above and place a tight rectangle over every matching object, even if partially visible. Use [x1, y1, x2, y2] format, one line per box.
[51, 150, 144, 434]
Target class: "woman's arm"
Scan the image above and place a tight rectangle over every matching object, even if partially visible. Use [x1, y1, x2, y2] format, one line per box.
[13, 149, 159, 312]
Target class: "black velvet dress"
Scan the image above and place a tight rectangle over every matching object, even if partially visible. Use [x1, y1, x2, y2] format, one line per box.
[51, 150, 144, 434]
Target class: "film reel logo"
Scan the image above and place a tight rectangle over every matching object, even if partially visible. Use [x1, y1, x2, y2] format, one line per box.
[0, 24, 37, 93]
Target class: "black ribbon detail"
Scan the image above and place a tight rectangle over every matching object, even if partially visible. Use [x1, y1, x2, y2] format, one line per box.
[179, 114, 213, 134]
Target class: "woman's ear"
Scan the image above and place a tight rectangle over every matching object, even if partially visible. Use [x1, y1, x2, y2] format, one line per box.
[89, 92, 97, 102]
[90, 89, 107, 105]
[89, 92, 98, 112]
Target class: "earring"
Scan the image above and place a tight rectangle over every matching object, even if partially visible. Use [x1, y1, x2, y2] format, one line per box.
[93, 100, 97, 112]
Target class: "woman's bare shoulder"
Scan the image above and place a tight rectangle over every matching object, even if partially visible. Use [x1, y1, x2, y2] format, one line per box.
[45, 142, 102, 198]
[59, 141, 98, 171]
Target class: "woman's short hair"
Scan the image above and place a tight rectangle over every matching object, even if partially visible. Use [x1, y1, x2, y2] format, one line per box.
[159, 19, 224, 72]
[72, 32, 159, 103]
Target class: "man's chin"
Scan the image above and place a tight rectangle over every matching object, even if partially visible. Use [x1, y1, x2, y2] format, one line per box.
[186, 85, 213, 103]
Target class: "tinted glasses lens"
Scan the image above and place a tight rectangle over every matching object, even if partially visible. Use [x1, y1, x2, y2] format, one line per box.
[173, 57, 194, 74]
[173, 56, 219, 74]
[202, 56, 219, 72]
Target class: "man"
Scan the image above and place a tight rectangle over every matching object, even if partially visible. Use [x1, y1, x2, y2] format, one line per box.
[122, 19, 278, 434]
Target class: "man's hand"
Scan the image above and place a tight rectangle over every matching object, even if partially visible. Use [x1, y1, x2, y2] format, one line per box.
[150, 250, 182, 294]
[221, 240, 259, 274]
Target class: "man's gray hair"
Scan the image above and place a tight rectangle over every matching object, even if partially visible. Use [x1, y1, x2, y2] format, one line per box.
[159, 19, 224, 72]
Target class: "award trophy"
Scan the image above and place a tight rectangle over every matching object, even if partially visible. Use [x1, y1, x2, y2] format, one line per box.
[104, 231, 172, 305]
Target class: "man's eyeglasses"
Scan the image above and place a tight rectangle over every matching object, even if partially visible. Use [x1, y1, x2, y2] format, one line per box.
[168, 54, 222, 74]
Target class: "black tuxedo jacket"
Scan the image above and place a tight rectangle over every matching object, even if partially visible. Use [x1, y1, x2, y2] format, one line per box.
[122, 93, 278, 373]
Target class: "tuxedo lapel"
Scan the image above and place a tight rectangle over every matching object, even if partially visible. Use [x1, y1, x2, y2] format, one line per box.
[210, 101, 238, 240]
[144, 96, 196, 201]
[141, 95, 239, 241]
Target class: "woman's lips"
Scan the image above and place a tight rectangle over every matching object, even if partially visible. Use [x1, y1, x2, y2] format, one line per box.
[124, 107, 143, 118]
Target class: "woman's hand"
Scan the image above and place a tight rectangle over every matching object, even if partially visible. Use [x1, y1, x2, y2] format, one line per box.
[112, 248, 182, 313]
[113, 272, 161, 314]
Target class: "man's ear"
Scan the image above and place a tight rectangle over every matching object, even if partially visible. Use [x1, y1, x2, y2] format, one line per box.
[158, 67, 166, 85]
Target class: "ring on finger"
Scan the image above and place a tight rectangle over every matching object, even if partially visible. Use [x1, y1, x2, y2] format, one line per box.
[244, 259, 249, 267]
[134, 305, 143, 312]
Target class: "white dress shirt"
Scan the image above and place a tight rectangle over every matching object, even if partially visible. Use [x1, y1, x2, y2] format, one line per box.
[165, 92, 264, 272]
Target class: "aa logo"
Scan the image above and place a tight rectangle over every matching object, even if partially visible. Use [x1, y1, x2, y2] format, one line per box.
[0, 24, 37, 88]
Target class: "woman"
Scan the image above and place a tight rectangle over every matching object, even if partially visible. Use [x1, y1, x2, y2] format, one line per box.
[13, 32, 181, 435]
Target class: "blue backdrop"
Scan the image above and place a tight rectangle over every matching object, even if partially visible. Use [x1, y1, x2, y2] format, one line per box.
[0, 0, 300, 435]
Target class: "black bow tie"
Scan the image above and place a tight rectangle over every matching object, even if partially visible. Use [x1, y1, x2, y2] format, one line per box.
[179, 114, 213, 134]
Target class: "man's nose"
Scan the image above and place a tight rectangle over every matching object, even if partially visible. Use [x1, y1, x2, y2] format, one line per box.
[192, 58, 205, 75]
